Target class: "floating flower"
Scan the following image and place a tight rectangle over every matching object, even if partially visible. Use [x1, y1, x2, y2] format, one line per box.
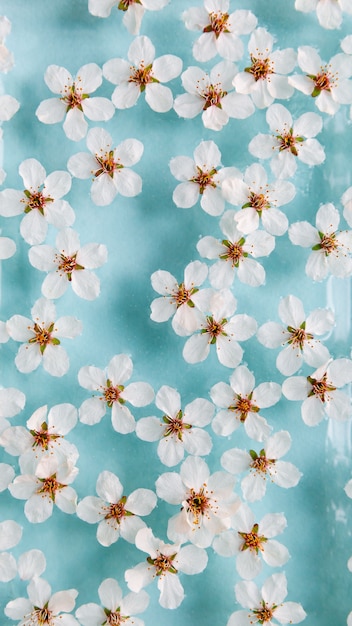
[170, 140, 240, 216]
[288, 203, 352, 281]
[295, 0, 352, 30]
[174, 60, 255, 131]
[67, 127, 143, 207]
[28, 228, 108, 301]
[257, 294, 334, 376]
[0, 158, 74, 245]
[5, 577, 79, 625]
[0, 16, 14, 72]
[136, 385, 213, 467]
[103, 36, 182, 112]
[213, 503, 289, 579]
[78, 353, 154, 433]
[222, 163, 295, 236]
[150, 260, 212, 336]
[221, 431, 302, 502]
[75, 578, 149, 626]
[248, 103, 325, 179]
[0, 386, 25, 434]
[210, 364, 281, 441]
[182, 289, 257, 368]
[289, 47, 352, 115]
[227, 572, 306, 626]
[125, 527, 208, 609]
[35, 63, 115, 141]
[197, 210, 275, 288]
[155, 455, 239, 547]
[88, 0, 169, 35]
[282, 358, 352, 426]
[233, 27, 296, 109]
[182, 1, 257, 62]
[76, 470, 157, 547]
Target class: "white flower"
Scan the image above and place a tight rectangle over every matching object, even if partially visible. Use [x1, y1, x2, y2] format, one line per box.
[0, 403, 79, 470]
[67, 127, 143, 207]
[136, 385, 213, 467]
[0, 386, 25, 434]
[282, 358, 352, 426]
[289, 47, 352, 115]
[155, 455, 239, 548]
[227, 573, 306, 625]
[5, 577, 79, 625]
[288, 203, 352, 281]
[150, 260, 212, 336]
[233, 27, 296, 109]
[170, 140, 240, 216]
[0, 158, 74, 245]
[213, 503, 289, 579]
[182, 289, 257, 368]
[257, 294, 334, 376]
[88, 0, 169, 35]
[341, 185, 352, 227]
[103, 36, 182, 113]
[222, 163, 295, 236]
[183, 1, 257, 63]
[210, 365, 281, 441]
[76, 470, 157, 547]
[125, 527, 208, 609]
[78, 353, 154, 433]
[197, 210, 275, 288]
[0, 16, 14, 72]
[248, 103, 325, 179]
[75, 578, 149, 626]
[295, 0, 352, 30]
[28, 228, 108, 301]
[174, 60, 255, 131]
[221, 431, 302, 502]
[35, 63, 114, 141]
[7, 297, 82, 377]
[9, 456, 78, 523]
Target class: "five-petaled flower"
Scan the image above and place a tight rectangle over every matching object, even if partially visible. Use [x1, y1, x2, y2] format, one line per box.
[75, 578, 149, 626]
[88, 0, 169, 35]
[295, 0, 352, 30]
[5, 577, 79, 625]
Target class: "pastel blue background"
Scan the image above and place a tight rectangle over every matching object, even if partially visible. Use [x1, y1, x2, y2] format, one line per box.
[0, 1, 352, 624]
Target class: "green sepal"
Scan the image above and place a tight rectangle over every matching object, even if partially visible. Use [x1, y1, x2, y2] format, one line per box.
[51, 338, 61, 345]
[311, 87, 321, 97]
[242, 202, 252, 208]
[312, 244, 322, 250]
[249, 449, 258, 460]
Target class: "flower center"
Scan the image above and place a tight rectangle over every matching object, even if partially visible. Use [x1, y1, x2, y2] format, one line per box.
[204, 315, 227, 342]
[239, 523, 267, 553]
[246, 56, 274, 81]
[56, 253, 84, 281]
[102, 380, 125, 408]
[229, 394, 258, 422]
[162, 410, 192, 441]
[172, 283, 198, 308]
[118, 0, 141, 10]
[203, 12, 230, 38]
[252, 603, 274, 623]
[147, 552, 178, 576]
[201, 83, 227, 110]
[246, 192, 270, 213]
[22, 189, 53, 215]
[287, 324, 314, 350]
[105, 609, 128, 625]
[129, 63, 156, 91]
[186, 486, 211, 525]
[61, 82, 89, 111]
[37, 473, 64, 500]
[94, 150, 123, 179]
[220, 238, 246, 267]
[314, 232, 337, 255]
[104, 496, 132, 523]
[276, 128, 304, 156]
[30, 422, 60, 451]
[249, 449, 275, 475]
[190, 166, 217, 194]
[307, 374, 336, 403]
[29, 322, 59, 354]
[33, 605, 53, 625]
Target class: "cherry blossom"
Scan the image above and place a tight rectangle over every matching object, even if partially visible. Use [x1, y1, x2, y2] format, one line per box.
[0, 158, 74, 245]
[213, 503, 289, 579]
[295, 0, 352, 30]
[155, 455, 240, 548]
[233, 27, 296, 109]
[75, 578, 149, 626]
[182, 289, 257, 368]
[67, 127, 143, 207]
[221, 431, 302, 502]
[125, 527, 208, 609]
[248, 103, 325, 179]
[88, 0, 169, 36]
[288, 203, 352, 281]
[222, 163, 295, 236]
[282, 358, 352, 426]
[28, 228, 108, 301]
[0, 386, 25, 434]
[0, 403, 79, 469]
[136, 385, 213, 466]
[289, 47, 352, 115]
[78, 353, 154, 433]
[182, 1, 257, 63]
[197, 210, 275, 288]
[35, 63, 114, 141]
[150, 260, 213, 336]
[257, 294, 334, 376]
[6, 297, 82, 377]
[103, 36, 182, 113]
[170, 140, 241, 216]
[174, 60, 255, 131]
[76, 470, 157, 547]
[227, 573, 306, 625]
[210, 364, 281, 441]
[0, 16, 14, 72]
[5, 577, 79, 625]
[9, 456, 78, 523]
